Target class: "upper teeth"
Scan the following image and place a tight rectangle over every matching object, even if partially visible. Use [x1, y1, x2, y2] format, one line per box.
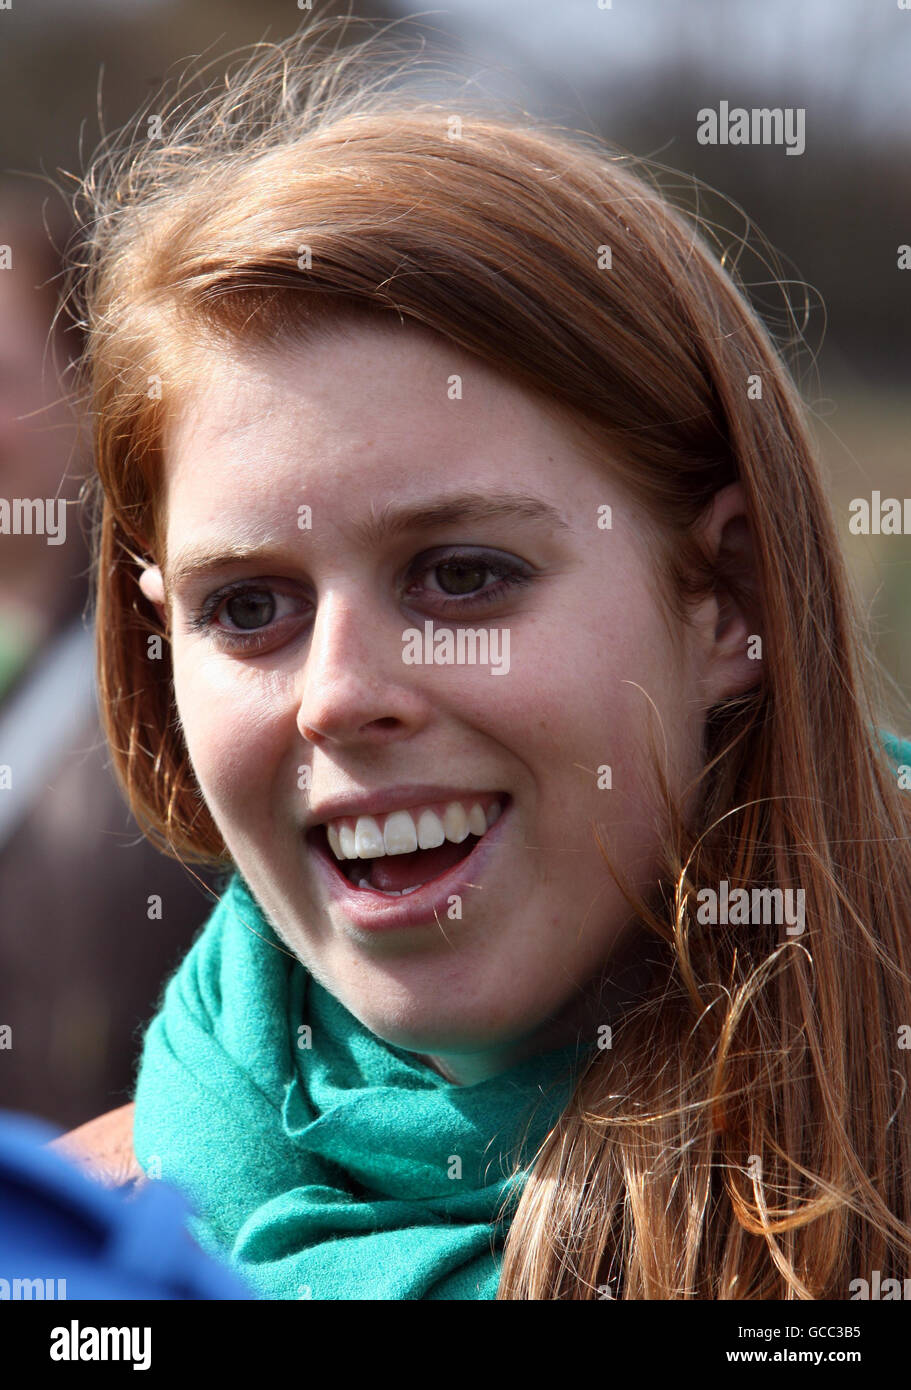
[324, 798, 502, 860]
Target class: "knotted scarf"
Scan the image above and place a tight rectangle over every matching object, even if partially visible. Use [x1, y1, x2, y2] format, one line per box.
[132, 871, 592, 1300]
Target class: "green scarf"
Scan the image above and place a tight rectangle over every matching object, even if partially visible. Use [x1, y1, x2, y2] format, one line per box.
[132, 871, 591, 1300]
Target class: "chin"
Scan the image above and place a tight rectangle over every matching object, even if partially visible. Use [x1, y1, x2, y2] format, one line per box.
[346, 989, 537, 1058]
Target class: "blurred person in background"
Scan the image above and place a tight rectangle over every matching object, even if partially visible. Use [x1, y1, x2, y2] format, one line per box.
[0, 179, 221, 1133]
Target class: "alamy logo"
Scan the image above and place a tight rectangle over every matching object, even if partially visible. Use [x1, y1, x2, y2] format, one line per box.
[849, 1271, 911, 1300]
[696, 880, 805, 935]
[697, 101, 805, 156]
[402, 620, 510, 676]
[50, 1321, 151, 1370]
[0, 1276, 66, 1299]
[0, 497, 67, 545]
[848, 492, 911, 534]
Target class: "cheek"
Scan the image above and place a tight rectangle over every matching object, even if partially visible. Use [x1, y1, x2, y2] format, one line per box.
[520, 586, 675, 736]
[171, 647, 289, 816]
[518, 593, 687, 831]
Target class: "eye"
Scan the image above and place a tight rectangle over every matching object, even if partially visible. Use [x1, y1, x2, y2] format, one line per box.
[403, 548, 534, 611]
[220, 589, 277, 629]
[186, 583, 306, 650]
[185, 547, 536, 653]
[431, 557, 495, 594]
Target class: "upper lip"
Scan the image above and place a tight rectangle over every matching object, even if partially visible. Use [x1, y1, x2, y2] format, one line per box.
[305, 784, 506, 831]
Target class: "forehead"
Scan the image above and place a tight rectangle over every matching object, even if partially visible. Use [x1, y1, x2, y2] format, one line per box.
[153, 317, 619, 595]
[160, 317, 582, 486]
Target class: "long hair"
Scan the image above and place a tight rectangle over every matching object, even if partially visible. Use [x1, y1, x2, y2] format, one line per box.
[66, 17, 911, 1297]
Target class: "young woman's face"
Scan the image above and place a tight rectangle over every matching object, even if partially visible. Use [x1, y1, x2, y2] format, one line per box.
[142, 322, 744, 1084]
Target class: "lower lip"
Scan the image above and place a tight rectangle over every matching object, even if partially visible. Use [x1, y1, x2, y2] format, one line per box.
[308, 800, 512, 932]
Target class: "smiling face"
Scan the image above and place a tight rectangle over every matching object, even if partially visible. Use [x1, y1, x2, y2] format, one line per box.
[140, 319, 738, 1083]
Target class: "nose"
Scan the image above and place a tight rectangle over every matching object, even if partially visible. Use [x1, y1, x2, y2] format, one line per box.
[295, 589, 430, 747]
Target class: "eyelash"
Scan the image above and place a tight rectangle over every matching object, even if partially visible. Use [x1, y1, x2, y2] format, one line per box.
[186, 550, 533, 652]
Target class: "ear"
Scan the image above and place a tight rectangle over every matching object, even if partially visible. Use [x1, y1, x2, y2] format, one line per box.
[689, 482, 763, 705]
[138, 564, 168, 627]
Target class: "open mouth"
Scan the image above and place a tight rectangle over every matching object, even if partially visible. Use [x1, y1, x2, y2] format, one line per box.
[307, 795, 509, 898]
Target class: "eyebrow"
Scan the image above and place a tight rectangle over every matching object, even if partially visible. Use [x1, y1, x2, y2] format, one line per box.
[162, 491, 571, 593]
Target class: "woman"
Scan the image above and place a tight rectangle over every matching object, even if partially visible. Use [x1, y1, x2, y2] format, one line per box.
[62, 20, 911, 1298]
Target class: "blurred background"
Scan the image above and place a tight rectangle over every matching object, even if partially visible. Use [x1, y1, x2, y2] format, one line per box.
[1, 0, 908, 1131]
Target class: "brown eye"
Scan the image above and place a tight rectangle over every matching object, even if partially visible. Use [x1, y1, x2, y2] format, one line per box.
[436, 560, 489, 595]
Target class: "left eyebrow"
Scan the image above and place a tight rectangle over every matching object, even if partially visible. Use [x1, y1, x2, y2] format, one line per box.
[162, 490, 571, 593]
